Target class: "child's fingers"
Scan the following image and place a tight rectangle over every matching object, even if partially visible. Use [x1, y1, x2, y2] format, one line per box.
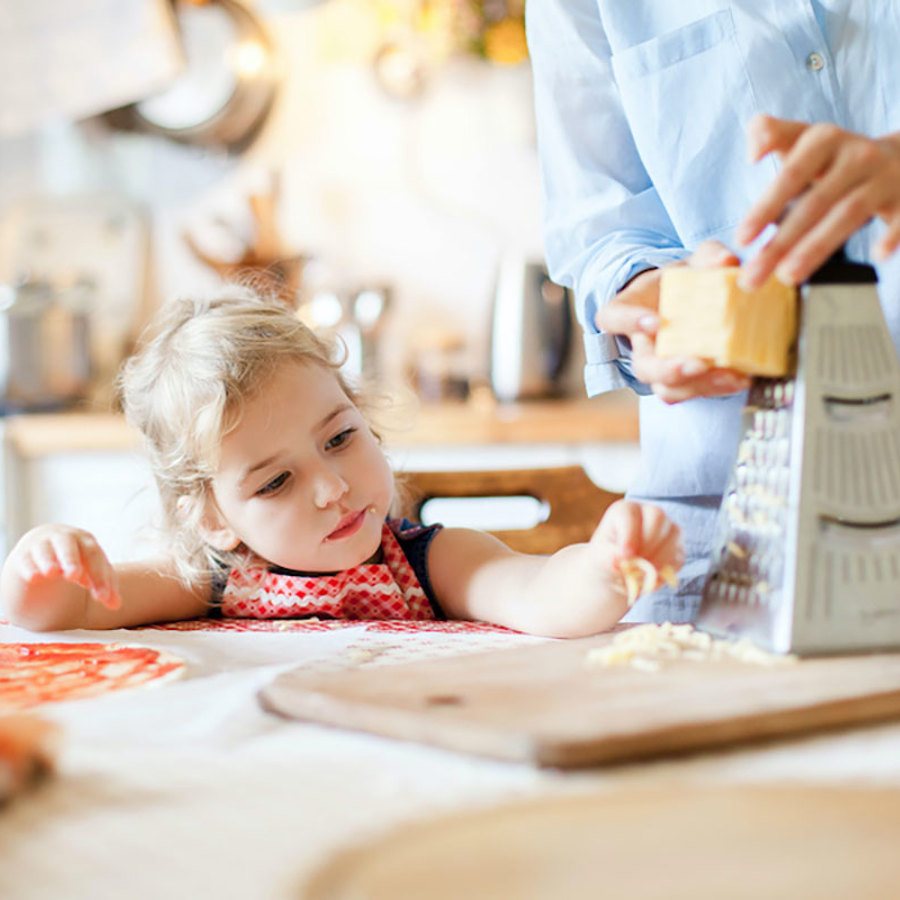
[27, 540, 66, 579]
[47, 531, 86, 579]
[73, 534, 122, 610]
[36, 530, 121, 610]
[595, 502, 685, 598]
[607, 503, 671, 561]
[594, 500, 644, 560]
[636, 504, 669, 543]
[90, 564, 121, 611]
[638, 509, 683, 559]
[617, 533, 684, 607]
[15, 552, 43, 583]
[648, 527, 685, 574]
[605, 504, 683, 563]
[91, 585, 122, 611]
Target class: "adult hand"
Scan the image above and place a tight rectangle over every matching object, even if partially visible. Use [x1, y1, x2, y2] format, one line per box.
[595, 241, 751, 403]
[737, 113, 900, 290]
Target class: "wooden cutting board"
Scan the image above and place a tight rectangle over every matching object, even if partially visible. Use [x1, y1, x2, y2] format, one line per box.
[303, 786, 900, 899]
[259, 631, 900, 768]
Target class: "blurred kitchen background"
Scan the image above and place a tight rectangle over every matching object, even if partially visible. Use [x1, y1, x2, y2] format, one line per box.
[0, 0, 640, 560]
[0, 0, 582, 406]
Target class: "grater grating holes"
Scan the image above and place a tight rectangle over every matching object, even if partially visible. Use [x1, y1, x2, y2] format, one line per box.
[817, 324, 896, 387]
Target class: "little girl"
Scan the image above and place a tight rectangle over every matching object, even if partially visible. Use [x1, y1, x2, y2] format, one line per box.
[0, 289, 682, 637]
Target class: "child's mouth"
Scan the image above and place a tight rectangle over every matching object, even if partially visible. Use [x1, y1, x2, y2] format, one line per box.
[325, 509, 366, 542]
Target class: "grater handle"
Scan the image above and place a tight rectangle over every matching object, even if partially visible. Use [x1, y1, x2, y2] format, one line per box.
[807, 245, 877, 284]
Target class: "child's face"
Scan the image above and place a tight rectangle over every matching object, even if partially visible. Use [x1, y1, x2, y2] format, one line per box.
[208, 360, 394, 573]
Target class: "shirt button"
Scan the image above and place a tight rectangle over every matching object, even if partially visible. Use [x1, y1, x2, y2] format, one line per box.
[806, 51, 825, 71]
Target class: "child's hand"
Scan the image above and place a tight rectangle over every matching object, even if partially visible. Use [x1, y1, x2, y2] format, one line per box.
[591, 500, 683, 604]
[5, 525, 121, 611]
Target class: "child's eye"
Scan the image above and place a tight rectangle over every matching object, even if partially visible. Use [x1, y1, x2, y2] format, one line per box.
[256, 472, 290, 496]
[325, 427, 356, 450]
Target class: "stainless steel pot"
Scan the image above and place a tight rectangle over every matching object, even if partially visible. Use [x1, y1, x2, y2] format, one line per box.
[0, 281, 92, 414]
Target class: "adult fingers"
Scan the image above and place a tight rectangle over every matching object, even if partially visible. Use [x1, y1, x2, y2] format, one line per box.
[772, 180, 888, 284]
[652, 370, 751, 403]
[737, 121, 842, 254]
[875, 213, 900, 261]
[632, 333, 750, 400]
[594, 298, 659, 339]
[740, 157, 869, 289]
[630, 333, 701, 384]
[745, 113, 810, 165]
[594, 267, 664, 336]
[594, 252, 733, 342]
[644, 373, 752, 403]
[688, 240, 741, 268]
[599, 245, 750, 403]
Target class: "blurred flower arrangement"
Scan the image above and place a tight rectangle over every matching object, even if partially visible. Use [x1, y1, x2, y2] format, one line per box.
[377, 0, 528, 66]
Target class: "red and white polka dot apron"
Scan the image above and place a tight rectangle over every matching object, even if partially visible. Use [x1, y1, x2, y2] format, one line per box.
[219, 520, 436, 621]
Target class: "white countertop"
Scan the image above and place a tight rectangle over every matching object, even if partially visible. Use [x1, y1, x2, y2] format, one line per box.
[2, 620, 900, 899]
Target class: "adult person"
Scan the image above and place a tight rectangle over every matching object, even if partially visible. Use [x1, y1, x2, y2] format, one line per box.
[526, 1, 900, 621]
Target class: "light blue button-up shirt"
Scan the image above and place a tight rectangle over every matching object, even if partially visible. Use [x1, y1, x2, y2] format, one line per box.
[528, 0, 900, 502]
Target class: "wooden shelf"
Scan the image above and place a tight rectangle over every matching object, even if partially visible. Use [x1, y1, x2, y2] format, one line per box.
[3, 394, 638, 458]
[386, 395, 638, 446]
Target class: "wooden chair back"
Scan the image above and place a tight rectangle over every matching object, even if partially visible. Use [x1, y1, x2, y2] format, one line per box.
[397, 465, 622, 555]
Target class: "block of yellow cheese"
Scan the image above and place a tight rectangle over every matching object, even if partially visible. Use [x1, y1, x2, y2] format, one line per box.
[655, 267, 798, 376]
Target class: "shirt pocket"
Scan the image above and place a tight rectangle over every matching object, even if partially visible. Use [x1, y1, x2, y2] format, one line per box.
[611, 9, 772, 245]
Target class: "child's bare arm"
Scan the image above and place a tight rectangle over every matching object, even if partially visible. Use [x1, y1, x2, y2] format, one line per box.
[0, 524, 210, 632]
[428, 500, 683, 638]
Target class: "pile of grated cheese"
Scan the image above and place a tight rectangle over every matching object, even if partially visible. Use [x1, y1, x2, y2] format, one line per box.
[585, 622, 797, 673]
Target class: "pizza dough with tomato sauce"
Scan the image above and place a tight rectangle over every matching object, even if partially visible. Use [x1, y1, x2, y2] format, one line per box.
[0, 643, 186, 711]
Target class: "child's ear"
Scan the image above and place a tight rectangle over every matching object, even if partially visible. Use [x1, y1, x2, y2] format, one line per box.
[181, 495, 241, 552]
[201, 520, 241, 552]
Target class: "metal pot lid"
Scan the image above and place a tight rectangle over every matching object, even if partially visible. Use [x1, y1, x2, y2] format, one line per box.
[105, 0, 278, 152]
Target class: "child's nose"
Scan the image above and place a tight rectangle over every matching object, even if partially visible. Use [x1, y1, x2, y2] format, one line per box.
[312, 466, 349, 509]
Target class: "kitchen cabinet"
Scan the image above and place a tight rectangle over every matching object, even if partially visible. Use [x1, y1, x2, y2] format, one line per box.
[0, 394, 640, 561]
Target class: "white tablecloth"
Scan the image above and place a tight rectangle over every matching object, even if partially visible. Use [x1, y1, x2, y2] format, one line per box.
[2, 620, 900, 899]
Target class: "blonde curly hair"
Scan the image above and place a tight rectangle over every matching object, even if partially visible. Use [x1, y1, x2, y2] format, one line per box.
[117, 287, 363, 585]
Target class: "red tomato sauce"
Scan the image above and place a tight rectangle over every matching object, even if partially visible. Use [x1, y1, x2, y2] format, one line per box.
[0, 643, 183, 710]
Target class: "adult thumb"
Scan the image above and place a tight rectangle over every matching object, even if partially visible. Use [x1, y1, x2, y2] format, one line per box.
[594, 300, 659, 338]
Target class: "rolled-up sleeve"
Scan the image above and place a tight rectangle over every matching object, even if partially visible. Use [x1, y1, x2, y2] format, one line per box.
[527, 0, 689, 396]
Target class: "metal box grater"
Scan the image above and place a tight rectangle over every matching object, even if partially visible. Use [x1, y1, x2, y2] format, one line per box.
[696, 258, 900, 654]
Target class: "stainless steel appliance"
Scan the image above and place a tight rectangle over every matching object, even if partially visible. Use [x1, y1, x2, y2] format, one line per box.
[0, 280, 92, 413]
[0, 193, 149, 409]
[489, 256, 572, 402]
